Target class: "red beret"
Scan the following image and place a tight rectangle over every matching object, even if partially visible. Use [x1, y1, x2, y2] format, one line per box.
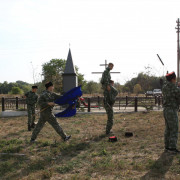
[166, 72, 176, 81]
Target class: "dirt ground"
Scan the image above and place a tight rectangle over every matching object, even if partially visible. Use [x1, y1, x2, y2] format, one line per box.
[0, 112, 180, 180]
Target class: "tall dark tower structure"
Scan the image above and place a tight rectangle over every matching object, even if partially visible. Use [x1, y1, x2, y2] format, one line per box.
[62, 49, 77, 92]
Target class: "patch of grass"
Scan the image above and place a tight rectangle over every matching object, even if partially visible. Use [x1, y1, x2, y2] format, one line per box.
[131, 160, 145, 171]
[56, 160, 80, 174]
[41, 169, 53, 179]
[0, 161, 15, 177]
[71, 174, 91, 180]
[60, 142, 90, 155]
[90, 148, 108, 157]
[0, 156, 25, 177]
[90, 156, 113, 172]
[0, 139, 23, 153]
[0, 139, 23, 148]
[145, 159, 164, 172]
[27, 159, 46, 172]
[39, 140, 51, 147]
[56, 164, 73, 174]
[2, 144, 22, 153]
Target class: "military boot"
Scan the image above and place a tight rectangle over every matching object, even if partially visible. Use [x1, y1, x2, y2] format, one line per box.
[28, 124, 31, 131]
[64, 135, 71, 141]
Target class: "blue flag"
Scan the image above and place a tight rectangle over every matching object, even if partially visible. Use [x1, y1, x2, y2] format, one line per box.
[54, 86, 82, 118]
[55, 103, 76, 117]
[54, 86, 82, 105]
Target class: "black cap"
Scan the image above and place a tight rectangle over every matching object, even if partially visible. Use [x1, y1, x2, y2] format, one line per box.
[166, 72, 176, 81]
[32, 85, 38, 89]
[110, 80, 114, 84]
[45, 81, 53, 89]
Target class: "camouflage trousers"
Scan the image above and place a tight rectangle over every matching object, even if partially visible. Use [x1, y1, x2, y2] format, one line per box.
[163, 107, 179, 149]
[103, 89, 114, 133]
[31, 111, 66, 140]
[27, 105, 35, 125]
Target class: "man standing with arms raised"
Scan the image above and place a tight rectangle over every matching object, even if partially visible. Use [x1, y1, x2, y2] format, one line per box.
[101, 63, 115, 135]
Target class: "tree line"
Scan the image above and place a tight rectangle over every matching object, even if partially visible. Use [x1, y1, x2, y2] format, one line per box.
[0, 59, 163, 95]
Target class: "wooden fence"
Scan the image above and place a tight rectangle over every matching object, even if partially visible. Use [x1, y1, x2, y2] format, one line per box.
[1, 96, 163, 112]
[82, 96, 163, 112]
[1, 97, 26, 111]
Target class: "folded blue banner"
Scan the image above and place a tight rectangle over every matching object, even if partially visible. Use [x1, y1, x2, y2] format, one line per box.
[55, 103, 76, 117]
[54, 86, 82, 105]
[54, 86, 82, 118]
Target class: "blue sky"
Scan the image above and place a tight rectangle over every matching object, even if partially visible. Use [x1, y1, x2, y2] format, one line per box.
[0, 0, 180, 85]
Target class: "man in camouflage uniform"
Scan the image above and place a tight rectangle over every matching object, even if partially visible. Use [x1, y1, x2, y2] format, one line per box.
[163, 72, 180, 153]
[101, 63, 117, 134]
[25, 86, 38, 131]
[30, 82, 71, 142]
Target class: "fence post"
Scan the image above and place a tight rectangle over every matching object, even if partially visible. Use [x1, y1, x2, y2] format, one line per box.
[155, 96, 157, 105]
[134, 97, 138, 112]
[2, 97, 5, 111]
[88, 98, 91, 112]
[158, 96, 160, 109]
[126, 96, 128, 106]
[16, 97, 18, 110]
[98, 96, 100, 105]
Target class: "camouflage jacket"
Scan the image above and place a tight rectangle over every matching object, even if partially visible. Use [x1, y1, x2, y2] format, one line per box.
[162, 81, 180, 109]
[25, 91, 38, 105]
[101, 67, 111, 89]
[110, 86, 118, 105]
[38, 90, 61, 112]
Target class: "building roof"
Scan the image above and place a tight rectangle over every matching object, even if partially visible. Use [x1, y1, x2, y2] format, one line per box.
[64, 48, 76, 75]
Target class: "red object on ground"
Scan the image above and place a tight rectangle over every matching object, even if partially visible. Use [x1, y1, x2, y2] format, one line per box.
[79, 97, 99, 108]
[109, 136, 117, 142]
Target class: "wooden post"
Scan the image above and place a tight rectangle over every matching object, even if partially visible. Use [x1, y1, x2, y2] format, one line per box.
[16, 97, 18, 110]
[155, 96, 157, 105]
[2, 97, 5, 111]
[126, 96, 128, 106]
[134, 97, 138, 112]
[119, 99, 121, 110]
[158, 96, 160, 109]
[88, 98, 91, 112]
[98, 96, 100, 105]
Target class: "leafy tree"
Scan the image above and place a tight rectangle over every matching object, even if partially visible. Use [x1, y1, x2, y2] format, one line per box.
[75, 66, 87, 89]
[42, 59, 86, 93]
[133, 84, 142, 95]
[0, 81, 32, 94]
[122, 86, 130, 93]
[83, 81, 102, 94]
[10, 87, 23, 95]
[42, 59, 66, 93]
[21, 85, 31, 94]
[114, 82, 123, 94]
[123, 72, 164, 93]
[0, 81, 9, 94]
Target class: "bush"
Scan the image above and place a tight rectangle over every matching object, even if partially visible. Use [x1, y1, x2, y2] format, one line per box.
[10, 87, 23, 95]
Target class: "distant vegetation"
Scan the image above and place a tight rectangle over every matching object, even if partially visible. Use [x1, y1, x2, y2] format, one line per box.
[0, 81, 32, 95]
[0, 61, 164, 95]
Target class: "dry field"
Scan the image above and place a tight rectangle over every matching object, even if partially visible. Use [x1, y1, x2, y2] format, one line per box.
[0, 112, 180, 180]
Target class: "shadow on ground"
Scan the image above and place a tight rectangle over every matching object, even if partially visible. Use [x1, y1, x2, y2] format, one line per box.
[141, 152, 174, 180]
